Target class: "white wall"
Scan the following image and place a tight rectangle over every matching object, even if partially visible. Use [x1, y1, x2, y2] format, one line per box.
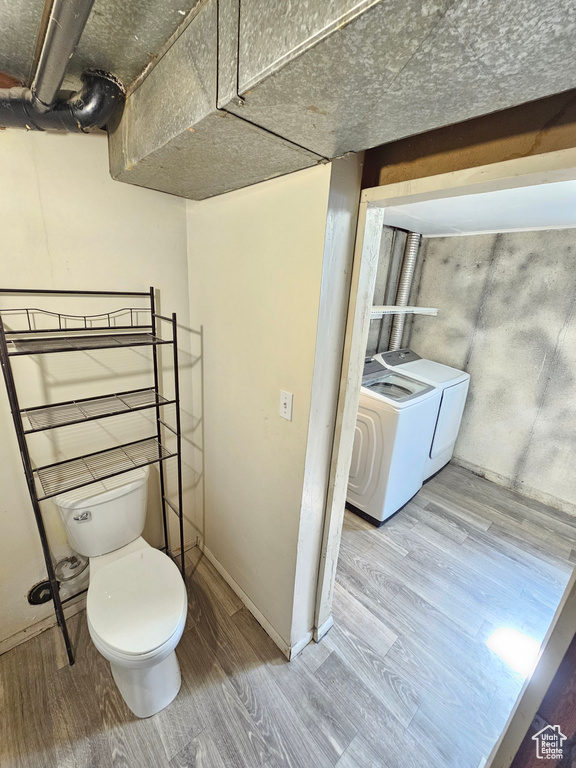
[186, 163, 351, 654]
[0, 130, 193, 649]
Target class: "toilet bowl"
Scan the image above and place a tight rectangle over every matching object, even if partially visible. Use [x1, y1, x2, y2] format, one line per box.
[87, 537, 187, 717]
[54, 467, 188, 718]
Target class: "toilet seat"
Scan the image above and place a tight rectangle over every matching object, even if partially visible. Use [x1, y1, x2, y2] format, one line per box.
[87, 548, 187, 657]
[88, 612, 187, 669]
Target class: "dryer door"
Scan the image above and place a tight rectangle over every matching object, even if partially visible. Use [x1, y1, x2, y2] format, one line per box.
[430, 381, 469, 459]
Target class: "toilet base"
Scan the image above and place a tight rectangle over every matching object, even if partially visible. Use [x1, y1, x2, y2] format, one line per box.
[110, 650, 182, 718]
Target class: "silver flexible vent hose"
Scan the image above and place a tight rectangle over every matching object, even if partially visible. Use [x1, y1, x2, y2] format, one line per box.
[388, 232, 422, 351]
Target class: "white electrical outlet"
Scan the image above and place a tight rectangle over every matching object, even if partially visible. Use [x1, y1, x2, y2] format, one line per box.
[279, 390, 293, 421]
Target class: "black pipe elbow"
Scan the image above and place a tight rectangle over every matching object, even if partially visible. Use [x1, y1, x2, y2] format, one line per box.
[0, 70, 125, 132]
[46, 70, 126, 131]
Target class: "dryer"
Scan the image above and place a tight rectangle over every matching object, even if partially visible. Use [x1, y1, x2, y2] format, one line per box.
[374, 349, 470, 479]
[347, 361, 441, 526]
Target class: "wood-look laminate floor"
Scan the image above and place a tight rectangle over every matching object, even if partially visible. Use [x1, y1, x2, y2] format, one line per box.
[2, 463, 575, 768]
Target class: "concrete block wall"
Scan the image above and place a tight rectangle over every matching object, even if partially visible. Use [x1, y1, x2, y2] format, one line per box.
[407, 229, 576, 515]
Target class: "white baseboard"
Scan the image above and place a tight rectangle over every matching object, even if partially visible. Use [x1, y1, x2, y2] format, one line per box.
[201, 545, 313, 660]
[314, 615, 334, 643]
[289, 630, 314, 660]
[0, 596, 86, 657]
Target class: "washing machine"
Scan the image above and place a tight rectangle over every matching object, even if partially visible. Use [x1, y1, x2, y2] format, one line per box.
[347, 360, 441, 526]
[374, 349, 470, 479]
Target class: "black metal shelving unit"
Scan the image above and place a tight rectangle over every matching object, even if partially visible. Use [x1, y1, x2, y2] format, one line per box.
[0, 288, 185, 665]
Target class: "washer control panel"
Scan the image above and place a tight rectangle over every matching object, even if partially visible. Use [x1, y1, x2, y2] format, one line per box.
[379, 349, 421, 367]
[363, 358, 386, 378]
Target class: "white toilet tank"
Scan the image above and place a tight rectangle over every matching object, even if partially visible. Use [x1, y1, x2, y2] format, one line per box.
[54, 467, 149, 557]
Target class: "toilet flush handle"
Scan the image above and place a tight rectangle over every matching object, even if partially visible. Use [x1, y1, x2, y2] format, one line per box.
[73, 510, 92, 522]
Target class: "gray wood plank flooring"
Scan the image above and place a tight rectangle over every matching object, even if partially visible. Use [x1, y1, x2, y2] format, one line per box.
[1, 463, 574, 768]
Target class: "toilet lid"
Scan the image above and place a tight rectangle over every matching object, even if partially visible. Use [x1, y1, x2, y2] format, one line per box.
[87, 548, 187, 655]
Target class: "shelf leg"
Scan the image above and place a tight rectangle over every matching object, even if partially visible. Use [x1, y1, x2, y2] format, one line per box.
[150, 287, 170, 558]
[0, 323, 74, 664]
[172, 313, 186, 581]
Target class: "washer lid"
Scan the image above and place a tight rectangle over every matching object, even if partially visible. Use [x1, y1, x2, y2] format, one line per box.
[398, 359, 469, 386]
[87, 548, 187, 655]
[362, 371, 434, 403]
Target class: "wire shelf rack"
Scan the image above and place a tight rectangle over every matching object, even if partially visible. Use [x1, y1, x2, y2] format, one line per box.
[34, 437, 174, 499]
[1, 306, 151, 334]
[0, 287, 186, 666]
[8, 332, 168, 356]
[22, 388, 173, 433]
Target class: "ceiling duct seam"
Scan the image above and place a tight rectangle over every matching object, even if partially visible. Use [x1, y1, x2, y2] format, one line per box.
[126, 0, 209, 98]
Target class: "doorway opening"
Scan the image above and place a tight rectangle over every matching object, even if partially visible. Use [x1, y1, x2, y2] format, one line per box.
[316, 149, 576, 768]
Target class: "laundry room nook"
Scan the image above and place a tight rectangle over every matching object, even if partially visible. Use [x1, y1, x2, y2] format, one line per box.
[331, 155, 576, 768]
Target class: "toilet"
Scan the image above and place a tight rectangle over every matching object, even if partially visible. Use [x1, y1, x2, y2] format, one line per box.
[54, 466, 188, 718]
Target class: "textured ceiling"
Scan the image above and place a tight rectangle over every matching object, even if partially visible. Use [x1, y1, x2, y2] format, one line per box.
[0, 0, 201, 90]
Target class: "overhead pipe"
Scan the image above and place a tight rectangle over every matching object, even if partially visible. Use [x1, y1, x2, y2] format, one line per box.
[388, 232, 422, 351]
[0, 0, 124, 131]
[33, 0, 96, 111]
